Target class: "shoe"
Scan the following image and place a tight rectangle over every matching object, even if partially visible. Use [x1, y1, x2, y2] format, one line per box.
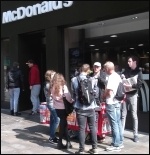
[75, 150, 85, 154]
[14, 112, 21, 116]
[88, 148, 98, 154]
[49, 137, 59, 144]
[29, 111, 36, 115]
[66, 142, 73, 149]
[119, 144, 124, 149]
[57, 142, 67, 149]
[10, 110, 14, 115]
[133, 135, 139, 142]
[105, 145, 121, 152]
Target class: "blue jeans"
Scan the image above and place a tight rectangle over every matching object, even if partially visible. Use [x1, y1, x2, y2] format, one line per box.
[30, 84, 41, 112]
[106, 102, 123, 147]
[47, 104, 60, 139]
[9, 88, 20, 113]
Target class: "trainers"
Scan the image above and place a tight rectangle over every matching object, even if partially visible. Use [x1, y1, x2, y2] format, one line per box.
[133, 135, 139, 142]
[49, 137, 58, 143]
[119, 144, 124, 149]
[29, 111, 36, 115]
[106, 145, 121, 152]
[88, 148, 98, 154]
[75, 150, 85, 154]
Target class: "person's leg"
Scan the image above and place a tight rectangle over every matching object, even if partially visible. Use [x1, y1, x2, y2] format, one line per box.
[9, 88, 14, 114]
[13, 88, 20, 113]
[106, 103, 120, 147]
[115, 102, 123, 146]
[128, 94, 138, 141]
[76, 113, 87, 152]
[120, 100, 128, 134]
[87, 110, 97, 149]
[30, 85, 41, 113]
[49, 108, 60, 139]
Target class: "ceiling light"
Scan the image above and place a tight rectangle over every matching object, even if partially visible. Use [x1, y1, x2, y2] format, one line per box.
[89, 45, 95, 47]
[94, 49, 99, 51]
[130, 48, 134, 49]
[138, 44, 144, 46]
[104, 41, 110, 43]
[147, 52, 149, 53]
[123, 51, 126, 53]
[132, 16, 138, 20]
[110, 35, 117, 37]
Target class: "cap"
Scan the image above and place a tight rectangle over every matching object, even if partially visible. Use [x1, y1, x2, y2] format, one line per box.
[26, 59, 35, 64]
[93, 62, 101, 67]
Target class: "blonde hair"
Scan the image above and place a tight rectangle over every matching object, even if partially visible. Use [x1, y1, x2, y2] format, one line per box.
[81, 64, 91, 73]
[103, 61, 115, 70]
[45, 70, 56, 83]
[51, 73, 66, 96]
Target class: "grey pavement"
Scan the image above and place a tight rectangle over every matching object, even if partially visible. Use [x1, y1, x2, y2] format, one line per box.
[1, 108, 149, 154]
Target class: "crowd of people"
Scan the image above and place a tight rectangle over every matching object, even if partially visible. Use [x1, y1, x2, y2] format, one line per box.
[6, 55, 143, 154]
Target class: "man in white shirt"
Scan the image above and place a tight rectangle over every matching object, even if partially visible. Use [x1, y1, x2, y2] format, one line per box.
[103, 61, 123, 152]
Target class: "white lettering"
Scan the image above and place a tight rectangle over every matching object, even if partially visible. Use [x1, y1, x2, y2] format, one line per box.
[26, 6, 33, 17]
[17, 7, 26, 20]
[52, 1, 63, 10]
[41, 1, 49, 13]
[2, 1, 73, 24]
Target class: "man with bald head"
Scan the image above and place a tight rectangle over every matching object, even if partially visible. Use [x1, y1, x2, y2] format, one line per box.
[103, 61, 123, 152]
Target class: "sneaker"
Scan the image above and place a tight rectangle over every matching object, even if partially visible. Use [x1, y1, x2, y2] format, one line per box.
[88, 148, 98, 154]
[49, 137, 58, 144]
[10, 110, 14, 115]
[106, 145, 121, 152]
[75, 150, 85, 154]
[133, 135, 139, 142]
[119, 144, 124, 149]
[29, 111, 36, 115]
[14, 112, 21, 116]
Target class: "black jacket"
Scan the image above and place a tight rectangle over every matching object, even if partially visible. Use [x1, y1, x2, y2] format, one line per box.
[122, 67, 143, 95]
[6, 66, 24, 89]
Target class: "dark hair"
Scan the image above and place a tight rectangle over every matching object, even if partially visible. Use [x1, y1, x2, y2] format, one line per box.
[27, 59, 35, 64]
[128, 55, 139, 64]
[13, 62, 19, 67]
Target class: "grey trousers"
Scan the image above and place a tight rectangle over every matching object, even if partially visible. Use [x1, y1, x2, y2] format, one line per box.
[121, 93, 138, 136]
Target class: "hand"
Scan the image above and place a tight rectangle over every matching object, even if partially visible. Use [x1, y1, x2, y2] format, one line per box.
[30, 86, 32, 90]
[123, 83, 132, 88]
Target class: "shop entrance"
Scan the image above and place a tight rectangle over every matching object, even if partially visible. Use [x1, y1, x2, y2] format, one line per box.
[18, 31, 46, 111]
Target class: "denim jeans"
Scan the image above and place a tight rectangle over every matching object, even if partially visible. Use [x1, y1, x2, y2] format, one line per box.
[9, 88, 20, 113]
[46, 104, 60, 139]
[30, 84, 41, 112]
[106, 102, 123, 147]
[121, 93, 138, 136]
[76, 109, 97, 151]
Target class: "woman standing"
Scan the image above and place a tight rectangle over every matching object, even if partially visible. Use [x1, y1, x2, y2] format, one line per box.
[51, 73, 74, 149]
[44, 70, 60, 143]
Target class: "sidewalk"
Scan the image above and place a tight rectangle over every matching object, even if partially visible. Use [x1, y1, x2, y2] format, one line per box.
[1, 108, 149, 154]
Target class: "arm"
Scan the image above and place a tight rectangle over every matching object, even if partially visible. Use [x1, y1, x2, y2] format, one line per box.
[64, 85, 74, 103]
[132, 71, 143, 89]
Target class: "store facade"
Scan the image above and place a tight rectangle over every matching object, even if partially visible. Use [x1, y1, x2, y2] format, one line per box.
[1, 1, 149, 120]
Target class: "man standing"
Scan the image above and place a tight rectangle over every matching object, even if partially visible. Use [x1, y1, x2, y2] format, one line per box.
[71, 64, 98, 154]
[26, 60, 41, 115]
[6, 62, 24, 116]
[103, 61, 123, 152]
[121, 55, 143, 142]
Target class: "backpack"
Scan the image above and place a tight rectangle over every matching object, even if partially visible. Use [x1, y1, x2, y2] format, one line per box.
[114, 81, 125, 101]
[76, 75, 96, 105]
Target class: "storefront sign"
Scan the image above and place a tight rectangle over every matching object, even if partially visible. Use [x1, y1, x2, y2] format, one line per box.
[2, 1, 73, 24]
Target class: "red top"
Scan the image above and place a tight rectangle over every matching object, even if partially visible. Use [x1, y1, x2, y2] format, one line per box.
[29, 64, 41, 86]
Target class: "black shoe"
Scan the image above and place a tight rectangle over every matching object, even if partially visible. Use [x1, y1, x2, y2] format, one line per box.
[49, 137, 59, 144]
[14, 112, 21, 116]
[10, 110, 14, 115]
[57, 142, 67, 149]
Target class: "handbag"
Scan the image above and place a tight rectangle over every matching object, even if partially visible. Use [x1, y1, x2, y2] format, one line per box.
[62, 87, 74, 116]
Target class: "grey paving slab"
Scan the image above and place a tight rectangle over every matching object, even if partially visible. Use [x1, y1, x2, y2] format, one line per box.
[1, 108, 149, 154]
